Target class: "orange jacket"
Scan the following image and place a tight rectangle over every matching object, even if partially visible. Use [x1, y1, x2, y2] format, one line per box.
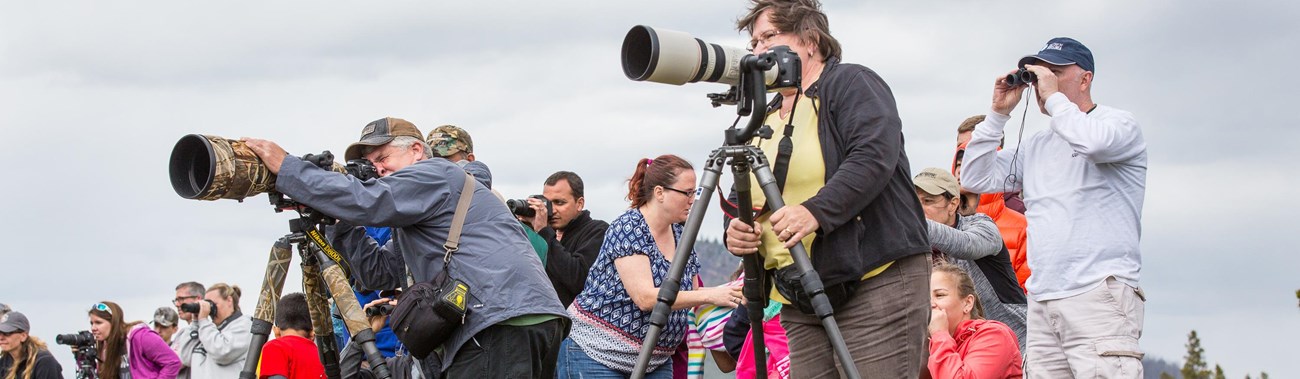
[976, 194, 1030, 292]
[956, 142, 1030, 292]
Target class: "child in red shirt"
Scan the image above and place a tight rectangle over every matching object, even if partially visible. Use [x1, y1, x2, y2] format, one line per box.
[258, 293, 325, 379]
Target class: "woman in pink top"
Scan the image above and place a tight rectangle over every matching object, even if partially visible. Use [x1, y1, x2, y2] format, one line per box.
[85, 301, 181, 379]
[928, 263, 1023, 379]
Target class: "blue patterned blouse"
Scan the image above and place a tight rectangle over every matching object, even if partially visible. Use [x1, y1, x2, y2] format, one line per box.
[567, 208, 701, 373]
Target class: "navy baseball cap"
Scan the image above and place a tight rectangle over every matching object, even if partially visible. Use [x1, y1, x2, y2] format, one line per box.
[1018, 37, 1094, 72]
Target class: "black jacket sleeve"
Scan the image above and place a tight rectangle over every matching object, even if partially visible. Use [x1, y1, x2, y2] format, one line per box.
[539, 221, 608, 306]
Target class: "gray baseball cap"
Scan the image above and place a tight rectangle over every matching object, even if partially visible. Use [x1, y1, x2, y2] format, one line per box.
[0, 311, 30, 333]
[153, 307, 179, 327]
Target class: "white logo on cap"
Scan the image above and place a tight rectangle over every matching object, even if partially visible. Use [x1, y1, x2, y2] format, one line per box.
[361, 124, 376, 137]
[1045, 42, 1064, 51]
[0, 314, 7, 323]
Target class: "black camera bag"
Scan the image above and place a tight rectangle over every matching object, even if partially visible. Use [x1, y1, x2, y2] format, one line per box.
[390, 173, 475, 359]
[772, 265, 858, 315]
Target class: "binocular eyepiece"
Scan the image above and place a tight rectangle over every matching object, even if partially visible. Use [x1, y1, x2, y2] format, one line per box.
[1005, 67, 1037, 87]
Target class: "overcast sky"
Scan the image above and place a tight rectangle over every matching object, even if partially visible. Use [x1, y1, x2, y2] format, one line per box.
[2, 0, 1297, 377]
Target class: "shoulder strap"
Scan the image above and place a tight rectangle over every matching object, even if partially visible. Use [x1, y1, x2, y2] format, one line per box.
[443, 172, 476, 263]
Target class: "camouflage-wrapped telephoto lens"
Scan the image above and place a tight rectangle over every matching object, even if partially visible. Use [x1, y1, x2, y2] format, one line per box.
[169, 134, 347, 201]
[169, 134, 278, 201]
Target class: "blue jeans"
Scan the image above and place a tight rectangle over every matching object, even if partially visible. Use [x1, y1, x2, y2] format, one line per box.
[555, 338, 672, 379]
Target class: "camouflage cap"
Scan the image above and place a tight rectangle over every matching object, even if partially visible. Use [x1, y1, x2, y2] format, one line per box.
[426, 125, 474, 158]
[344, 117, 424, 161]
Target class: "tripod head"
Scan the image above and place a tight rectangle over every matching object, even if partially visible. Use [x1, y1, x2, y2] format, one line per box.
[719, 45, 801, 146]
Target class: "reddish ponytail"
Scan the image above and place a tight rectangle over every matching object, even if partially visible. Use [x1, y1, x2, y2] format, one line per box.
[627, 154, 694, 208]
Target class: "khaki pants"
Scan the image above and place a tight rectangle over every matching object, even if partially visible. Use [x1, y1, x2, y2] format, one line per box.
[781, 253, 931, 378]
[1025, 276, 1146, 378]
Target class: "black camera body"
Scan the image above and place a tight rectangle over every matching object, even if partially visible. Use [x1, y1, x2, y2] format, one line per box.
[58, 331, 99, 379]
[179, 299, 217, 315]
[507, 195, 552, 219]
[1006, 67, 1037, 87]
[56, 331, 95, 347]
[365, 303, 395, 317]
[346, 159, 379, 181]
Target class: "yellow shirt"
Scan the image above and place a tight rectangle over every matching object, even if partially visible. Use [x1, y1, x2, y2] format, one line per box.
[749, 96, 891, 303]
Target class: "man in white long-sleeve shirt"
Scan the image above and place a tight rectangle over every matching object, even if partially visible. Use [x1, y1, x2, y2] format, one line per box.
[960, 37, 1147, 378]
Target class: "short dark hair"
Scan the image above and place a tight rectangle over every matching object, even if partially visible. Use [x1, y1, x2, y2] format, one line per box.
[736, 0, 841, 60]
[175, 282, 205, 297]
[274, 293, 312, 332]
[545, 171, 585, 199]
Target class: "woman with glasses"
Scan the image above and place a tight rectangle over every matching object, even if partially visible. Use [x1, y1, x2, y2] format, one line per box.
[85, 301, 181, 378]
[557, 154, 743, 378]
[0, 311, 64, 379]
[724, 0, 932, 377]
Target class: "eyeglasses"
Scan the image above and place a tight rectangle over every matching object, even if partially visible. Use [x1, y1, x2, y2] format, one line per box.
[662, 186, 694, 197]
[173, 296, 200, 304]
[748, 29, 783, 51]
[90, 303, 113, 316]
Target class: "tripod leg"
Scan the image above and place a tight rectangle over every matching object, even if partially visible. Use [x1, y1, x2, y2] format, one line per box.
[730, 158, 769, 379]
[302, 254, 343, 379]
[631, 151, 731, 379]
[239, 237, 295, 379]
[749, 153, 861, 379]
[313, 248, 392, 379]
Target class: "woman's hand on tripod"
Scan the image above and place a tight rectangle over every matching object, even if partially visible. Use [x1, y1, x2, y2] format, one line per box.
[770, 204, 819, 249]
[725, 219, 762, 256]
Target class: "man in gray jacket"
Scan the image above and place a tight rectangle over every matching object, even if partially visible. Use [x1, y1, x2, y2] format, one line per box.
[243, 117, 568, 378]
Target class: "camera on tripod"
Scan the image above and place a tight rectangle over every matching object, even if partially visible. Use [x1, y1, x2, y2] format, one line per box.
[56, 331, 95, 347]
[506, 195, 552, 219]
[179, 299, 217, 315]
[57, 331, 99, 379]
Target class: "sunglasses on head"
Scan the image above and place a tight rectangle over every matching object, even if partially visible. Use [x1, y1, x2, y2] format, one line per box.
[90, 303, 113, 316]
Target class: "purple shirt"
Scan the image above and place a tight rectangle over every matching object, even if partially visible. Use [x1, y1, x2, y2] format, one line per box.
[128, 324, 182, 378]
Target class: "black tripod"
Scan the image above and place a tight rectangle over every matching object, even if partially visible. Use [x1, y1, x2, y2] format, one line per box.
[630, 50, 861, 379]
[236, 191, 392, 379]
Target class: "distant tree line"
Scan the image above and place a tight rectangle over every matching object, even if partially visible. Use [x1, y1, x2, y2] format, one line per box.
[1162, 330, 1269, 379]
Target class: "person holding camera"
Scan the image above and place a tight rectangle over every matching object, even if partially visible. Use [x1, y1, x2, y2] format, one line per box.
[518, 171, 609, 308]
[84, 301, 181, 378]
[242, 117, 568, 377]
[341, 298, 426, 379]
[169, 281, 205, 378]
[557, 155, 743, 378]
[960, 37, 1148, 378]
[722, 0, 932, 377]
[1, 311, 63, 379]
[186, 283, 252, 378]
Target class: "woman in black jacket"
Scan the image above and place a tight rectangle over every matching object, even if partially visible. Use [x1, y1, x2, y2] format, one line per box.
[724, 0, 932, 377]
[0, 312, 63, 379]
